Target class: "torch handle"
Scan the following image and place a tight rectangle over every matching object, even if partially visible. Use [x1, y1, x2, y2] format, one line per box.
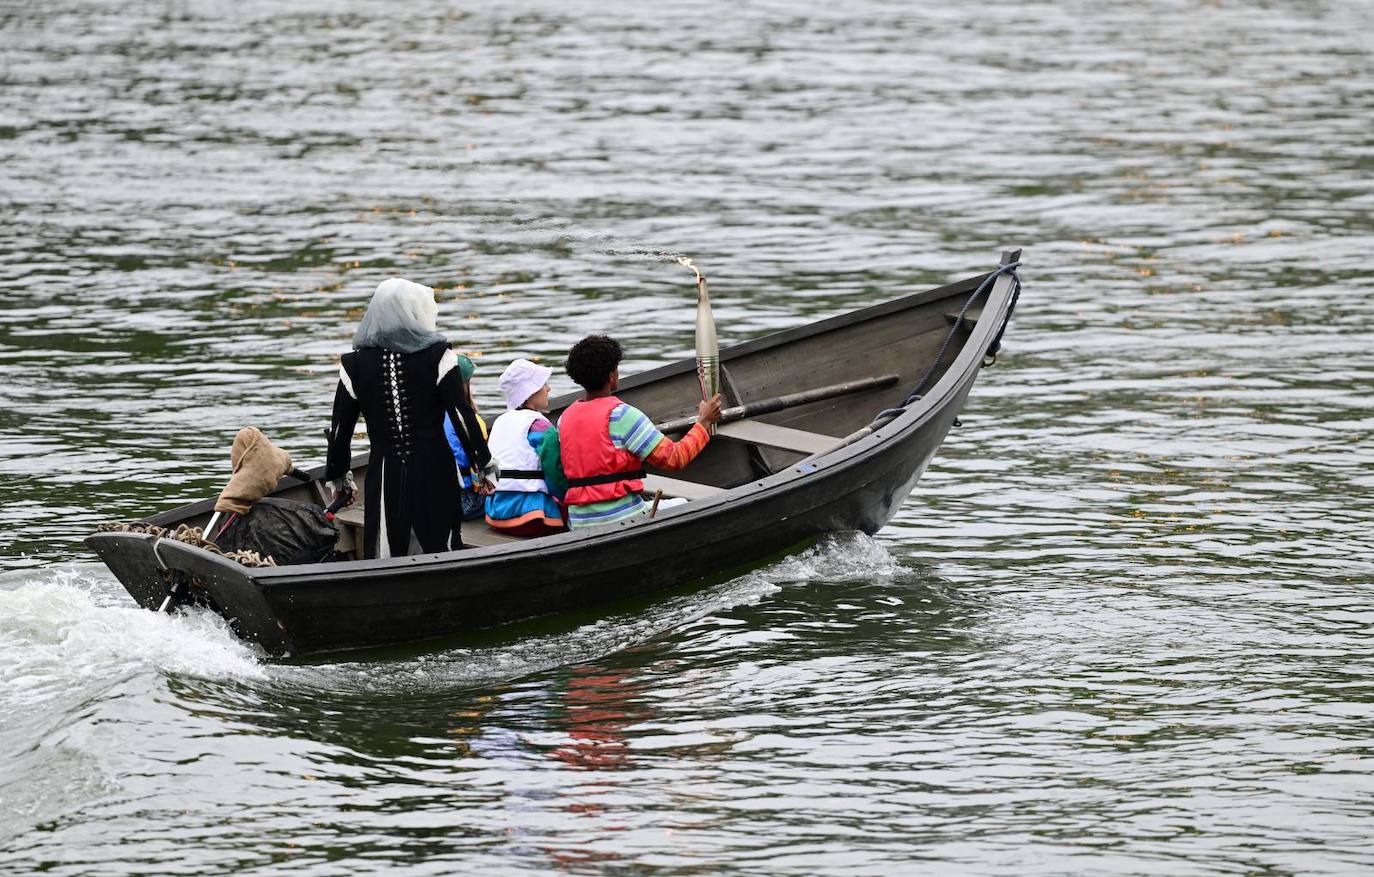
[324, 488, 354, 521]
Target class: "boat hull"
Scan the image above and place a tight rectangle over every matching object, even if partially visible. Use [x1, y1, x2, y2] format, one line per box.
[87, 251, 1020, 656]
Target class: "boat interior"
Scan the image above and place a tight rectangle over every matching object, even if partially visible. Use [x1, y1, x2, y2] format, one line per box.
[165, 277, 988, 559]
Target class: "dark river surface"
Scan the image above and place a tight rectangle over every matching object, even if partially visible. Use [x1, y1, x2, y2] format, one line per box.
[3, 0, 1373, 873]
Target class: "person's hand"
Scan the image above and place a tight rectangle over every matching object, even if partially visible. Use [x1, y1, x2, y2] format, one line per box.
[474, 478, 497, 496]
[697, 393, 722, 427]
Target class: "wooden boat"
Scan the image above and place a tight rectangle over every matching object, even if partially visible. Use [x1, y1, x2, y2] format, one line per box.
[86, 250, 1023, 656]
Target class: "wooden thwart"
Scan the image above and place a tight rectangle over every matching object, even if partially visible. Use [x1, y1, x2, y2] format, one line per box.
[332, 504, 364, 529]
[946, 308, 982, 329]
[643, 474, 725, 501]
[716, 420, 839, 455]
[464, 525, 524, 547]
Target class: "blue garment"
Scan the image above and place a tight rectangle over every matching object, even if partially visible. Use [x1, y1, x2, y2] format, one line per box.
[460, 488, 484, 521]
[484, 490, 564, 525]
[446, 416, 487, 519]
[445, 414, 474, 488]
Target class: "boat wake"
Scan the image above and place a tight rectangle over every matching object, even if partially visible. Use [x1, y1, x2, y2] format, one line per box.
[0, 534, 897, 707]
[0, 564, 269, 839]
[0, 535, 898, 838]
[0, 565, 267, 714]
[282, 532, 898, 694]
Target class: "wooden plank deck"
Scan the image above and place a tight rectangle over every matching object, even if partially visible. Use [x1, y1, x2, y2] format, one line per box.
[331, 504, 524, 551]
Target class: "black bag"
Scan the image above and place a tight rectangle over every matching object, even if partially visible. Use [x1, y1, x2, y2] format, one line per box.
[215, 497, 340, 566]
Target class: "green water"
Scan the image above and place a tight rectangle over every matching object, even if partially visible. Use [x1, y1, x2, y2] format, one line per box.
[2, 1, 1372, 874]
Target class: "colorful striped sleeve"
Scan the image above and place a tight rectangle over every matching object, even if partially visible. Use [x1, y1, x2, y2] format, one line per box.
[644, 422, 710, 471]
[525, 415, 552, 452]
[608, 403, 665, 460]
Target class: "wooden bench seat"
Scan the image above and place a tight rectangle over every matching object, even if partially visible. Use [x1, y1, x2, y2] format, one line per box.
[331, 504, 365, 528]
[946, 308, 982, 329]
[715, 420, 840, 455]
[329, 473, 732, 551]
[642, 474, 726, 501]
[330, 504, 525, 552]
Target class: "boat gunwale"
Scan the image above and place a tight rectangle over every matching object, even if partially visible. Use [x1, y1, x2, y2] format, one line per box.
[246, 254, 1020, 585]
[597, 268, 990, 399]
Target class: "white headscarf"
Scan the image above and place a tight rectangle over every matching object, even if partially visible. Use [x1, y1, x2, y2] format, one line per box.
[352, 278, 446, 353]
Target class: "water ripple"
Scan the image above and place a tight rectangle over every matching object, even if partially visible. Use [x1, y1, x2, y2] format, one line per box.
[4, 0, 1374, 873]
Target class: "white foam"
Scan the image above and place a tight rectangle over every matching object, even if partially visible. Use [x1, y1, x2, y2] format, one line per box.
[0, 565, 268, 717]
[0, 536, 898, 707]
[754, 531, 901, 584]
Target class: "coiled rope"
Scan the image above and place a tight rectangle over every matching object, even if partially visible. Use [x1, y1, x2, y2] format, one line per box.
[96, 521, 277, 568]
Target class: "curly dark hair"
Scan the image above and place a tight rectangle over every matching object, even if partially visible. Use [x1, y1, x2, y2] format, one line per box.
[565, 335, 623, 391]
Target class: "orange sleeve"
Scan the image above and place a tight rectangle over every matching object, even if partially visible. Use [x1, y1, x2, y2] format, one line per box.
[644, 423, 710, 471]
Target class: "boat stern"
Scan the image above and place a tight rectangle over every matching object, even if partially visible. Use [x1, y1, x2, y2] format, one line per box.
[85, 531, 168, 610]
[86, 532, 294, 656]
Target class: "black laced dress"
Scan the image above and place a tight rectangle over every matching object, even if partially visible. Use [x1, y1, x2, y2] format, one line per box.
[325, 341, 490, 559]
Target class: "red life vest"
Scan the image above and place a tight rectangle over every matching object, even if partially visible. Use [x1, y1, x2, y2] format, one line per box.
[559, 396, 646, 505]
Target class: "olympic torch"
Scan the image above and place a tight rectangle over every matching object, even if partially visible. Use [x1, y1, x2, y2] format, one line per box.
[679, 257, 719, 435]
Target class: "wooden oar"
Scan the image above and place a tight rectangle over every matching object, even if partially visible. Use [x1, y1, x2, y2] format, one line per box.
[655, 374, 899, 435]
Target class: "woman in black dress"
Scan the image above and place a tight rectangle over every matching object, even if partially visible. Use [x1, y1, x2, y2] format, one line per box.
[325, 278, 492, 558]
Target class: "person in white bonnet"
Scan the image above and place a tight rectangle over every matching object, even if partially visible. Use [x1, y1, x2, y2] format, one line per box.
[483, 358, 568, 537]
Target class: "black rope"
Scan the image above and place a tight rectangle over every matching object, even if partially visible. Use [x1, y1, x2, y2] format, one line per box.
[983, 267, 1023, 365]
[869, 261, 1022, 426]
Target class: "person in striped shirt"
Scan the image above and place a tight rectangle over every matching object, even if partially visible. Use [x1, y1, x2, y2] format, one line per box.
[558, 335, 721, 529]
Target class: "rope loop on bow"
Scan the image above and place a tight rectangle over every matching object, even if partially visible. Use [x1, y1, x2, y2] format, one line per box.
[864, 260, 1022, 430]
